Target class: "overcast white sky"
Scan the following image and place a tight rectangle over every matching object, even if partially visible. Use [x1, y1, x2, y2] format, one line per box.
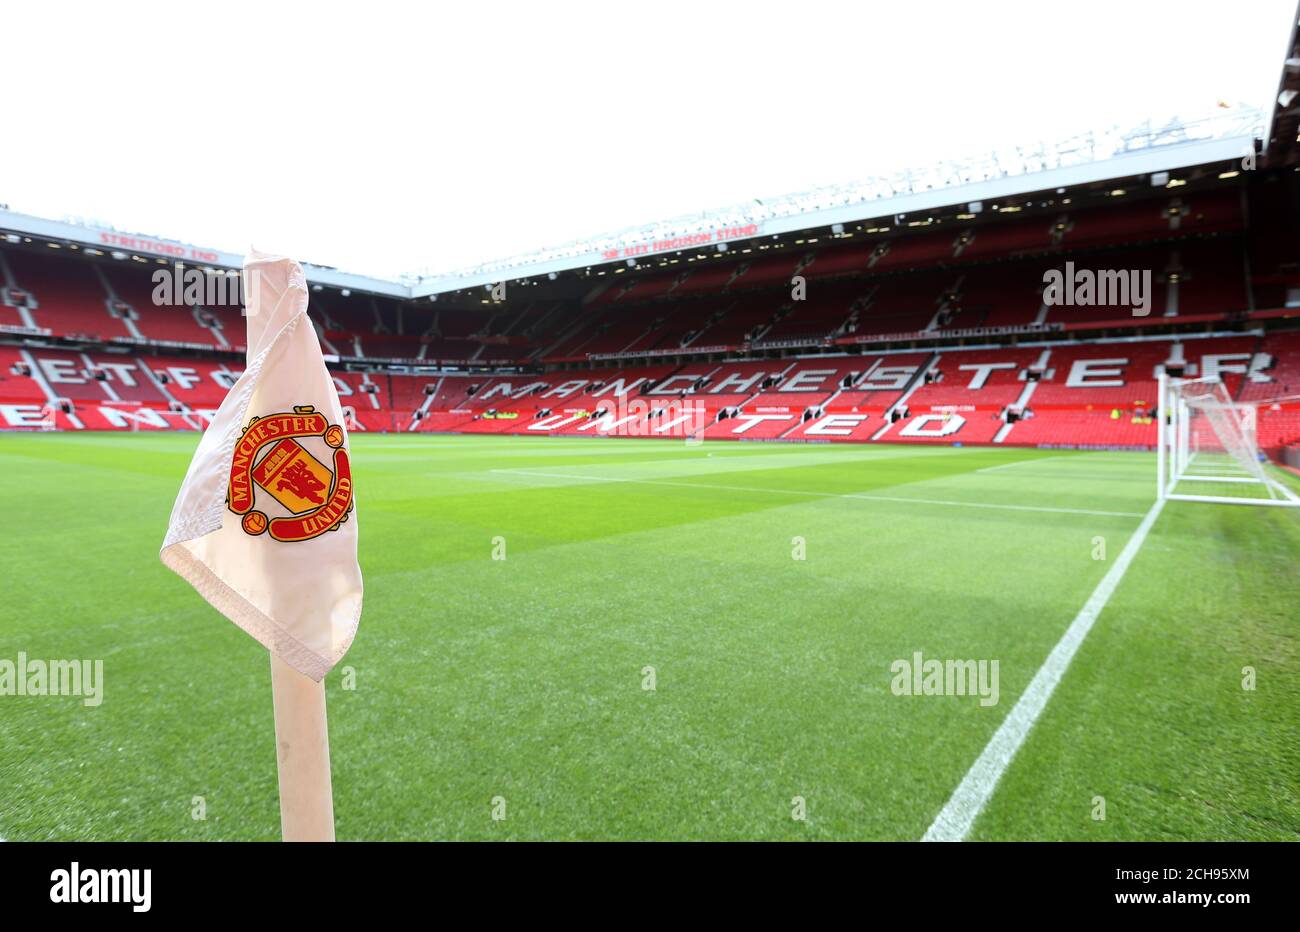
[2, 0, 1294, 280]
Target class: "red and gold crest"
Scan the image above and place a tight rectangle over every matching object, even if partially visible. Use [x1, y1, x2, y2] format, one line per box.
[227, 406, 353, 542]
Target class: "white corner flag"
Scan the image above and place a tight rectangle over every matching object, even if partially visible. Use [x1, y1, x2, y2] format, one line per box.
[161, 251, 362, 682]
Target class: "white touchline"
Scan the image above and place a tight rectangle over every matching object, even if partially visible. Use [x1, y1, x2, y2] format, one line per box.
[490, 469, 1146, 518]
[921, 496, 1166, 842]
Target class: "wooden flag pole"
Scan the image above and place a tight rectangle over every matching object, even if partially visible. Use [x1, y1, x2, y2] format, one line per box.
[270, 652, 336, 841]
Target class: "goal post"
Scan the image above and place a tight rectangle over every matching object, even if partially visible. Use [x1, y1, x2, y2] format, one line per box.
[1157, 372, 1300, 508]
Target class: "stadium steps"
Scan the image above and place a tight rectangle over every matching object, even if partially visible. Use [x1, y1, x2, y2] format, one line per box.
[135, 358, 204, 430]
[369, 298, 389, 335]
[359, 373, 384, 410]
[871, 351, 939, 440]
[18, 348, 86, 428]
[0, 252, 42, 331]
[314, 319, 343, 356]
[994, 348, 1052, 443]
[773, 363, 875, 439]
[91, 265, 146, 341]
[1233, 332, 1267, 402]
[923, 275, 965, 331]
[198, 304, 232, 348]
[536, 311, 603, 360]
[409, 376, 444, 431]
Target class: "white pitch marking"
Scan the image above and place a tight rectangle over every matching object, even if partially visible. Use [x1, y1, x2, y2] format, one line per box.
[921, 496, 1165, 842]
[975, 456, 1074, 473]
[490, 469, 1146, 518]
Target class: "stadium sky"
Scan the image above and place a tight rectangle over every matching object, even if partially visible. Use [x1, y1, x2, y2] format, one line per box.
[3, 0, 1294, 281]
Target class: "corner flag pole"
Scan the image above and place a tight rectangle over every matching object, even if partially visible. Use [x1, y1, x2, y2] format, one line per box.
[270, 653, 336, 841]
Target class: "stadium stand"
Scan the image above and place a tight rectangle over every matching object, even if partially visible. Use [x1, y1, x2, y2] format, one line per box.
[2, 163, 1298, 455]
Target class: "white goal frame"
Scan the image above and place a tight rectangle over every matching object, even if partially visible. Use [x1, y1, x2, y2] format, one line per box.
[1157, 372, 1300, 507]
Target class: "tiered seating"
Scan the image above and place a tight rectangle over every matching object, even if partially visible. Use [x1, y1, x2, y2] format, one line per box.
[421, 307, 486, 362]
[702, 409, 802, 440]
[3, 333, 1297, 445]
[8, 249, 129, 340]
[857, 276, 948, 333]
[725, 253, 801, 290]
[374, 298, 403, 334]
[592, 270, 684, 305]
[72, 403, 195, 431]
[875, 409, 1010, 445]
[943, 266, 1045, 329]
[759, 280, 859, 341]
[670, 261, 745, 296]
[958, 216, 1053, 259]
[1241, 332, 1300, 402]
[83, 352, 169, 402]
[700, 294, 781, 345]
[1062, 190, 1242, 249]
[644, 360, 784, 412]
[618, 303, 713, 354]
[0, 345, 47, 402]
[905, 348, 1042, 412]
[311, 291, 374, 334]
[3, 192, 1298, 450]
[526, 366, 653, 414]
[782, 411, 881, 442]
[1001, 409, 1158, 448]
[1255, 404, 1300, 451]
[404, 374, 517, 432]
[1041, 247, 1171, 324]
[577, 306, 660, 356]
[388, 372, 438, 418]
[541, 306, 623, 359]
[743, 360, 867, 407]
[196, 300, 245, 350]
[143, 357, 239, 410]
[1027, 342, 1172, 409]
[360, 334, 425, 359]
[102, 265, 219, 344]
[830, 352, 932, 411]
[0, 286, 30, 328]
[866, 229, 957, 272]
[330, 371, 390, 431]
[23, 348, 116, 402]
[1171, 242, 1249, 316]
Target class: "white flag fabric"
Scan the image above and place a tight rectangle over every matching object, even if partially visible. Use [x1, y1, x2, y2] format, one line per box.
[161, 251, 362, 681]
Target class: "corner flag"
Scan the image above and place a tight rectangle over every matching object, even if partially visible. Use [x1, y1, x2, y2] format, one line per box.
[160, 251, 363, 681]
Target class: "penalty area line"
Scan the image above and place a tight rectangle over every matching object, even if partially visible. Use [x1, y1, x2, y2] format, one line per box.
[921, 496, 1165, 842]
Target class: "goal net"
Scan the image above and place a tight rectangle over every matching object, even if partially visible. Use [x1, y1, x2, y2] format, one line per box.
[1158, 373, 1300, 507]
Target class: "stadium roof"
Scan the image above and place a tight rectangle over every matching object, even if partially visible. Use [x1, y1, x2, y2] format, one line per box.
[1263, 2, 1300, 165]
[407, 107, 1265, 299]
[0, 102, 1278, 304]
[0, 209, 411, 299]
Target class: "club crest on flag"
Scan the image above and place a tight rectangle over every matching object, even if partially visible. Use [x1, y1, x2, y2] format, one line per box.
[227, 405, 354, 542]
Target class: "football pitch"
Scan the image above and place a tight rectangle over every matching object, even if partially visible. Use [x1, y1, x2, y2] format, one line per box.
[1, 432, 1297, 841]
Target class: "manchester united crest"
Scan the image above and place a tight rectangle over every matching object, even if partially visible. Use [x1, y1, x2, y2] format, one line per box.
[227, 405, 354, 542]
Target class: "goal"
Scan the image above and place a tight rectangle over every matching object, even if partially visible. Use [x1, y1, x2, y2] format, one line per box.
[1157, 373, 1300, 507]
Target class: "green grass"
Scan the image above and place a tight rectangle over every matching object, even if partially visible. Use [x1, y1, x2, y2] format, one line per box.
[0, 433, 1296, 840]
